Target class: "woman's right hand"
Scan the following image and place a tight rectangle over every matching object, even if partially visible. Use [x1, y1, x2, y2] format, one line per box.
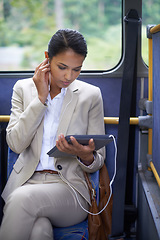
[33, 59, 50, 104]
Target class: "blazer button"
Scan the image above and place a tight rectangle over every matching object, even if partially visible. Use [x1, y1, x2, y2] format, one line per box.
[57, 165, 62, 170]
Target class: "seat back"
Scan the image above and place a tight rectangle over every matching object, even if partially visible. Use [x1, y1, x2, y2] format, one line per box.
[7, 148, 19, 179]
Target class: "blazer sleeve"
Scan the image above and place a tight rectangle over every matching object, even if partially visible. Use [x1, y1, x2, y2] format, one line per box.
[77, 87, 106, 173]
[6, 80, 47, 153]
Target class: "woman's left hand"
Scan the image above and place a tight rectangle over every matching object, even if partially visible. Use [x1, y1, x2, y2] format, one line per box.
[56, 134, 95, 166]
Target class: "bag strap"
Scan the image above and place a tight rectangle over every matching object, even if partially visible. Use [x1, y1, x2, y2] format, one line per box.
[84, 172, 96, 201]
[109, 9, 141, 239]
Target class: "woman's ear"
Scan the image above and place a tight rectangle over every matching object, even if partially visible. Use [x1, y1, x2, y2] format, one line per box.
[44, 51, 49, 59]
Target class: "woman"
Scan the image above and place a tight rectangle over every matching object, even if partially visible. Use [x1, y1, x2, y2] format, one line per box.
[0, 29, 105, 240]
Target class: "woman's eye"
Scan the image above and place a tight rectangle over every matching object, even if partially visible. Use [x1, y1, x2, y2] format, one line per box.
[74, 68, 81, 72]
[58, 66, 66, 70]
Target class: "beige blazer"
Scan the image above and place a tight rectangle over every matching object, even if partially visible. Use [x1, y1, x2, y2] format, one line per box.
[2, 78, 105, 203]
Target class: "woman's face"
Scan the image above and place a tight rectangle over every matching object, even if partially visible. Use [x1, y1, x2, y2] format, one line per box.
[49, 48, 85, 92]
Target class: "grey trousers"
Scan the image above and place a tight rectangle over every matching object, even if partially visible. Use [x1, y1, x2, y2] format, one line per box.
[0, 172, 89, 240]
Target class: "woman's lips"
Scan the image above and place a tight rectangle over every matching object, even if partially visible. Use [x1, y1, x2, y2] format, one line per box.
[62, 81, 70, 86]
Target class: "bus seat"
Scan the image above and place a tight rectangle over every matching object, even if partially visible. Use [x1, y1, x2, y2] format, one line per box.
[7, 147, 100, 240]
[7, 148, 19, 179]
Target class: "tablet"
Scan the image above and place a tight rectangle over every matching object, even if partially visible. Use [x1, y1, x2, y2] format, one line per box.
[47, 134, 113, 158]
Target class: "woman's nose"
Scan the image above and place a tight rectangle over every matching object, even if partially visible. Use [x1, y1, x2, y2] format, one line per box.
[65, 70, 72, 81]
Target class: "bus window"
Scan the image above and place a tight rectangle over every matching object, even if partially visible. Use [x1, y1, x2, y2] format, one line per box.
[142, 0, 160, 66]
[0, 0, 121, 71]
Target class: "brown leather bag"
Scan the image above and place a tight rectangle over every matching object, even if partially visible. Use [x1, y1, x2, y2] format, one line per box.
[84, 164, 113, 240]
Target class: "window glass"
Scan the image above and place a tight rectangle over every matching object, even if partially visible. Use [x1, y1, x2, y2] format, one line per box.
[0, 0, 121, 71]
[142, 0, 160, 66]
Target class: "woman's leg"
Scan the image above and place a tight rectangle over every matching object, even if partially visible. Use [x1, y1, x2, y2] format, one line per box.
[0, 173, 89, 240]
[30, 217, 53, 240]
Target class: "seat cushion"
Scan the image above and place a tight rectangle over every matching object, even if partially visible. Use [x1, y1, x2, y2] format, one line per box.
[54, 219, 88, 240]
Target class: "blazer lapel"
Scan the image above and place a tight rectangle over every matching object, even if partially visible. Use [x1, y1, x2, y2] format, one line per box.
[56, 83, 79, 137]
[31, 83, 44, 160]
[36, 118, 45, 159]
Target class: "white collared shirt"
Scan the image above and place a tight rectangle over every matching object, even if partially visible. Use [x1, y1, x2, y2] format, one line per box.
[36, 88, 67, 171]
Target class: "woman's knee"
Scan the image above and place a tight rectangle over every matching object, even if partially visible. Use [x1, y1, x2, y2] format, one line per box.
[30, 217, 53, 240]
